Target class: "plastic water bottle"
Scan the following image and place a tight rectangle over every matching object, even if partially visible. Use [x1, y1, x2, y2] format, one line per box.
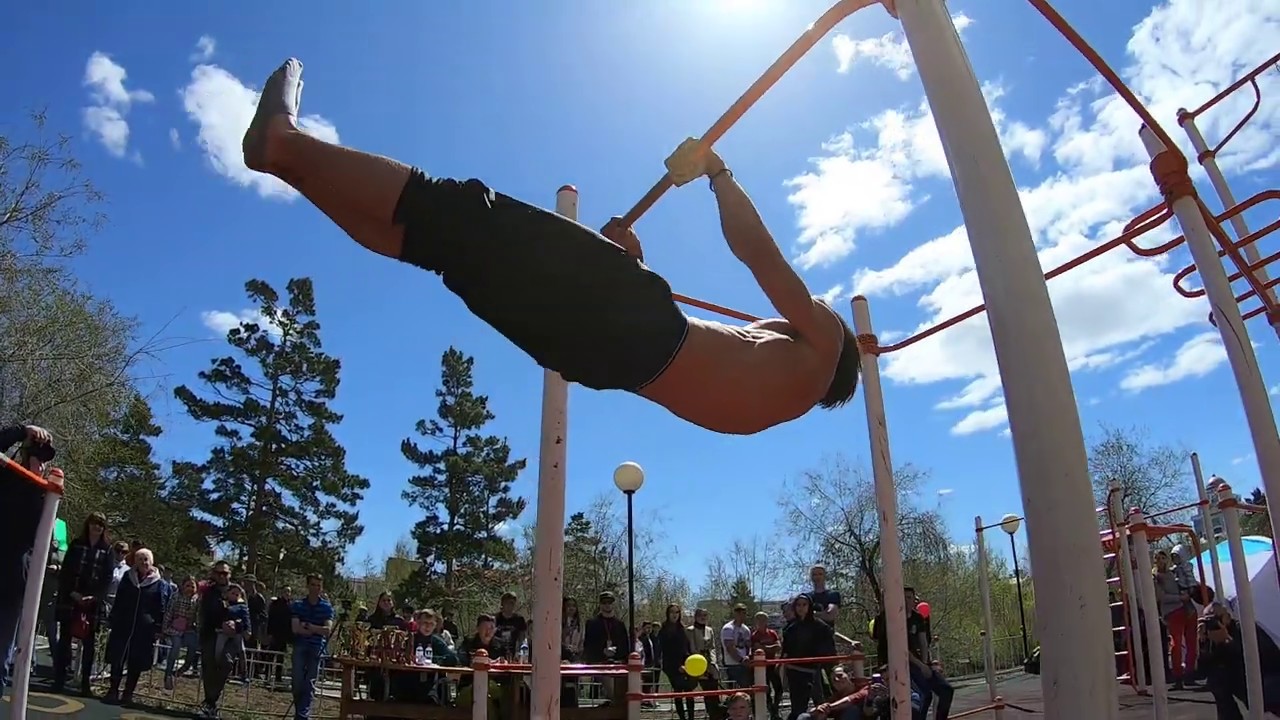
[414, 646, 427, 666]
[423, 643, 434, 665]
[518, 639, 530, 663]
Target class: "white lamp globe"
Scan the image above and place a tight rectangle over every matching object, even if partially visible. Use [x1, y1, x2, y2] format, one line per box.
[613, 462, 645, 493]
[1000, 513, 1021, 535]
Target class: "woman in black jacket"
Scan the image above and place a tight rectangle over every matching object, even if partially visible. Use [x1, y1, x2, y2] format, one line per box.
[781, 593, 837, 720]
[51, 511, 115, 696]
[103, 549, 172, 706]
[657, 603, 696, 720]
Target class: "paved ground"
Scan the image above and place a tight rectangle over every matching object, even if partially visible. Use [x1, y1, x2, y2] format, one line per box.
[2, 668, 1231, 719]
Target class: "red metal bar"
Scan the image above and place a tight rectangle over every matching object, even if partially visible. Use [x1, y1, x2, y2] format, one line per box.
[0, 454, 61, 495]
[673, 292, 762, 323]
[1181, 52, 1280, 120]
[619, 0, 878, 227]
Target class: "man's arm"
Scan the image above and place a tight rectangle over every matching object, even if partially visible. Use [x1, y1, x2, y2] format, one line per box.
[708, 165, 840, 353]
[721, 626, 743, 663]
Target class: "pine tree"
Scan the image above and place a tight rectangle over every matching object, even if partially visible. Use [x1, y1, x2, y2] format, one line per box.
[400, 347, 527, 605]
[728, 576, 757, 615]
[91, 393, 213, 575]
[173, 278, 368, 583]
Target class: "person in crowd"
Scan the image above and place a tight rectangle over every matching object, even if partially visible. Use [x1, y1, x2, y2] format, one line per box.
[782, 593, 837, 720]
[197, 560, 235, 719]
[799, 667, 906, 720]
[410, 609, 457, 703]
[216, 584, 250, 671]
[639, 620, 661, 706]
[245, 578, 269, 678]
[810, 565, 843, 629]
[457, 614, 502, 717]
[104, 541, 130, 616]
[439, 601, 461, 641]
[687, 606, 727, 719]
[494, 591, 528, 661]
[722, 604, 754, 689]
[291, 573, 334, 720]
[162, 576, 201, 689]
[1197, 602, 1280, 719]
[881, 586, 951, 720]
[401, 603, 418, 634]
[725, 691, 753, 720]
[265, 585, 294, 687]
[562, 597, 584, 662]
[753, 610, 785, 720]
[51, 511, 114, 696]
[659, 603, 697, 720]
[366, 591, 405, 701]
[103, 548, 172, 706]
[40, 537, 63, 659]
[1155, 549, 1198, 689]
[583, 591, 630, 666]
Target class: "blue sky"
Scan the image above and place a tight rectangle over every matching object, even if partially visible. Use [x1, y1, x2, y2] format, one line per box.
[3, 0, 1278, 592]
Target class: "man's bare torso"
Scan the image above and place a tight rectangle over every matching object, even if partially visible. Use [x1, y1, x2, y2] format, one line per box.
[639, 316, 837, 435]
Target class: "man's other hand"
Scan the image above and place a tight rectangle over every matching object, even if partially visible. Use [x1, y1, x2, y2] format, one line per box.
[665, 137, 726, 187]
[25, 425, 51, 445]
[601, 217, 644, 262]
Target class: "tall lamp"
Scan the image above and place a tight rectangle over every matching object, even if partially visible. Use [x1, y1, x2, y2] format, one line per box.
[1000, 513, 1031, 660]
[613, 461, 646, 638]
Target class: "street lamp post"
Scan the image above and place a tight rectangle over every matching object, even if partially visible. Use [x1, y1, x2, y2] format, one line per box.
[1001, 513, 1031, 660]
[613, 462, 646, 638]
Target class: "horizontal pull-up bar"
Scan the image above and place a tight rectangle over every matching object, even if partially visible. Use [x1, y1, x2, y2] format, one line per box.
[674, 292, 761, 322]
[619, 0, 877, 227]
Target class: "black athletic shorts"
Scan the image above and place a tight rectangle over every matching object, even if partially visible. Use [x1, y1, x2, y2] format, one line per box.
[392, 170, 689, 392]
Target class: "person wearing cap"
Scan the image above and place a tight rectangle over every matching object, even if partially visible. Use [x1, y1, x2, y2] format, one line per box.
[584, 592, 630, 703]
[1197, 602, 1280, 718]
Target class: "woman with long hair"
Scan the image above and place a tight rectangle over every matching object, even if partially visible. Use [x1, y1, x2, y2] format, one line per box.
[781, 593, 836, 720]
[51, 511, 114, 696]
[367, 591, 406, 702]
[562, 597, 584, 662]
[1155, 549, 1197, 689]
[657, 603, 695, 720]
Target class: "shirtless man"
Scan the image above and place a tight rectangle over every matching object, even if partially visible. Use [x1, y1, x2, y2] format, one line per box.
[242, 59, 860, 434]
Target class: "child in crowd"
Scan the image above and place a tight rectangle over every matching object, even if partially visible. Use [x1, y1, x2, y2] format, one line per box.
[1170, 546, 1199, 611]
[216, 584, 251, 667]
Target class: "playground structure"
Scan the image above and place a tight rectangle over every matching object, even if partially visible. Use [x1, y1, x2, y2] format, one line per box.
[3, 1, 1278, 720]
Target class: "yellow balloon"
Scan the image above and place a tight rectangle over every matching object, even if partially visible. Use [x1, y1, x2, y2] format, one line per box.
[684, 653, 708, 677]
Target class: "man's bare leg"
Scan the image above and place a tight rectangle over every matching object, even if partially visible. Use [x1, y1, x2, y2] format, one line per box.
[242, 59, 410, 259]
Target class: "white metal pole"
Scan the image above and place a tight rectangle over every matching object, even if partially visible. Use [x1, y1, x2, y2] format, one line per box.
[973, 518, 1004, 719]
[851, 296, 911, 720]
[10, 479, 62, 720]
[1218, 483, 1265, 720]
[1128, 511, 1168, 720]
[1191, 452, 1226, 599]
[1139, 127, 1280, 541]
[1108, 481, 1146, 690]
[895, 2, 1116, 717]
[1178, 113, 1280, 341]
[528, 185, 577, 720]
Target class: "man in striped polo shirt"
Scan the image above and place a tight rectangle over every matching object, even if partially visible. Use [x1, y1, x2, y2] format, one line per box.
[290, 573, 334, 720]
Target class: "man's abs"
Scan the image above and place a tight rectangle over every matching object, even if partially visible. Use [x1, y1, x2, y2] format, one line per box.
[639, 318, 823, 435]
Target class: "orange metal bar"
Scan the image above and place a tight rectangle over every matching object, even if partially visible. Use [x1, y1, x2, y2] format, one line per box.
[1, 454, 62, 495]
[1181, 52, 1280, 121]
[673, 292, 762, 323]
[619, 0, 878, 227]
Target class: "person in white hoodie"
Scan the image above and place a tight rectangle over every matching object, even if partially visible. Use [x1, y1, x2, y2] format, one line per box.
[102, 549, 172, 706]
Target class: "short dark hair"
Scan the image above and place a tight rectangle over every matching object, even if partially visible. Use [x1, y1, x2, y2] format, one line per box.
[818, 300, 861, 410]
[476, 613, 495, 626]
[305, 573, 322, 584]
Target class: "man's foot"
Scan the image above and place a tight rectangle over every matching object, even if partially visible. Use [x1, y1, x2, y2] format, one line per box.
[243, 58, 304, 173]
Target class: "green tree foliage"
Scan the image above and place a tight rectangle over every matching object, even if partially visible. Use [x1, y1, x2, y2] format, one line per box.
[1242, 488, 1272, 538]
[89, 393, 213, 574]
[0, 112, 174, 519]
[728, 577, 757, 615]
[173, 278, 368, 585]
[399, 347, 527, 606]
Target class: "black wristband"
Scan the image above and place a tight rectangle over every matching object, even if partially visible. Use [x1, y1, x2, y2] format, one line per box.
[708, 167, 732, 189]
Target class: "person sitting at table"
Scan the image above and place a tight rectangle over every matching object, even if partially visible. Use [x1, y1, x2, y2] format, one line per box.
[457, 614, 503, 716]
[409, 609, 458, 704]
[366, 592, 407, 704]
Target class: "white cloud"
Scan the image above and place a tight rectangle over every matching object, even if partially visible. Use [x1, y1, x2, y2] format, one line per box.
[169, 128, 181, 150]
[1119, 332, 1227, 392]
[793, 0, 1280, 435]
[191, 36, 216, 63]
[181, 64, 340, 200]
[1232, 454, 1254, 466]
[832, 12, 973, 78]
[937, 488, 954, 496]
[201, 309, 282, 337]
[82, 52, 153, 160]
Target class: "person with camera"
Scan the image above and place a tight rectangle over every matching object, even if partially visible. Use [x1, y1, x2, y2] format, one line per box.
[1197, 602, 1280, 719]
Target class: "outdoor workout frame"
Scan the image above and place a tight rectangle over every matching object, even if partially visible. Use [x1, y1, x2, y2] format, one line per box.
[527, 2, 1280, 720]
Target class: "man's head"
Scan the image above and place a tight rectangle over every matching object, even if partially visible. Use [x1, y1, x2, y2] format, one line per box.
[280, 585, 292, 601]
[732, 604, 748, 625]
[810, 564, 828, 588]
[832, 665, 857, 695]
[816, 299, 861, 410]
[420, 609, 438, 635]
[113, 541, 130, 564]
[305, 573, 323, 599]
[753, 611, 770, 631]
[693, 607, 709, 626]
[598, 591, 616, 617]
[500, 591, 518, 615]
[212, 561, 232, 586]
[476, 613, 497, 643]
